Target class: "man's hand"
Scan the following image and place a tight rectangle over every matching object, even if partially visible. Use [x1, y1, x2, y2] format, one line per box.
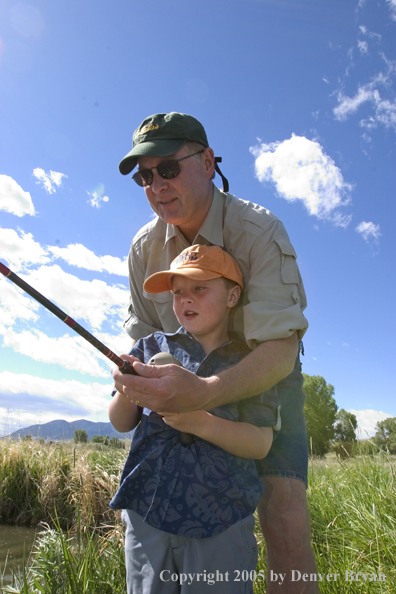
[112, 333, 298, 413]
[112, 361, 214, 413]
[113, 353, 141, 397]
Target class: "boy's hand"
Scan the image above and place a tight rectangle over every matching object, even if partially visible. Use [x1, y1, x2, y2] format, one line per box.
[159, 410, 209, 435]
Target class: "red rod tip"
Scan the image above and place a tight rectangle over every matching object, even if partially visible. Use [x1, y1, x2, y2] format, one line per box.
[0, 262, 11, 276]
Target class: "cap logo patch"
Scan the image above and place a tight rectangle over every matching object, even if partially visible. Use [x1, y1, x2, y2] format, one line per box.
[140, 124, 160, 135]
[174, 252, 199, 266]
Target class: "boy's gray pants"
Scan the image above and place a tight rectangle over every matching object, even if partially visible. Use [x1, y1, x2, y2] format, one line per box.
[122, 509, 258, 593]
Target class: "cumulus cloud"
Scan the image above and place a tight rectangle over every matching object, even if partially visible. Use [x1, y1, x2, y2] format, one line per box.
[23, 265, 129, 331]
[33, 168, 67, 194]
[355, 221, 381, 243]
[349, 409, 393, 437]
[0, 227, 51, 271]
[250, 135, 352, 226]
[48, 243, 128, 277]
[0, 174, 35, 217]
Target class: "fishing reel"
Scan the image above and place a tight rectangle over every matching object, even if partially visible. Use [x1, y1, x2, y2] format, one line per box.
[148, 352, 195, 446]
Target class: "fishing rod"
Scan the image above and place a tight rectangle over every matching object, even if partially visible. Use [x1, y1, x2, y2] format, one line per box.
[0, 261, 195, 445]
[0, 261, 136, 374]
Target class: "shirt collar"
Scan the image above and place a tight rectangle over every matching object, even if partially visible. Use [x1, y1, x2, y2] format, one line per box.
[164, 185, 225, 248]
[161, 326, 247, 352]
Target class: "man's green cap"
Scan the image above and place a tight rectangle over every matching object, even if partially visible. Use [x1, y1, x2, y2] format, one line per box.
[119, 112, 209, 175]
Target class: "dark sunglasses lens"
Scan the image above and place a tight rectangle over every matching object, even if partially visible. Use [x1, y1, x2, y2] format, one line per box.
[157, 160, 180, 179]
[132, 170, 152, 187]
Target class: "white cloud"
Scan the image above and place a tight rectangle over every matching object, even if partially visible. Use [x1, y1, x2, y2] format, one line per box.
[0, 371, 112, 416]
[387, 0, 396, 21]
[1, 328, 110, 378]
[1, 226, 128, 276]
[355, 221, 381, 243]
[0, 276, 39, 330]
[334, 86, 376, 120]
[334, 61, 396, 131]
[349, 409, 394, 438]
[250, 135, 352, 226]
[23, 265, 129, 331]
[358, 40, 368, 54]
[87, 190, 109, 208]
[0, 174, 35, 217]
[359, 26, 382, 41]
[0, 227, 51, 271]
[48, 243, 128, 277]
[33, 168, 67, 194]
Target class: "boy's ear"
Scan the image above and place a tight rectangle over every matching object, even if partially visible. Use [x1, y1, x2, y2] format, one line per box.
[228, 285, 241, 308]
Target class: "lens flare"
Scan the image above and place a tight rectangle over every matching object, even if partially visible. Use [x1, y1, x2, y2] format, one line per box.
[10, 3, 44, 38]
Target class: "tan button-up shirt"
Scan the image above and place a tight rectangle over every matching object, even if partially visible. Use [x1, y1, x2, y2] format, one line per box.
[125, 185, 308, 349]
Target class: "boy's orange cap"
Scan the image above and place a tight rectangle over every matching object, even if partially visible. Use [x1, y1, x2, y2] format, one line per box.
[143, 244, 244, 294]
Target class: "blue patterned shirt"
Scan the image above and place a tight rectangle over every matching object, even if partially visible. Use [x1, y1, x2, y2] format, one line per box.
[110, 328, 279, 538]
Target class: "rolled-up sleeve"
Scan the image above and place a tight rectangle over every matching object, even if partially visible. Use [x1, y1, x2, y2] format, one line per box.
[223, 196, 308, 349]
[243, 226, 308, 347]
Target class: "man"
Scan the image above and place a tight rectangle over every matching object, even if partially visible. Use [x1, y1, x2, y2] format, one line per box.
[112, 112, 319, 593]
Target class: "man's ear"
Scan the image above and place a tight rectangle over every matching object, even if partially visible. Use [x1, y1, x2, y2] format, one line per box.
[228, 285, 241, 308]
[202, 147, 215, 180]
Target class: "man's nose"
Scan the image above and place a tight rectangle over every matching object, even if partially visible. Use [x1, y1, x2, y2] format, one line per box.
[150, 170, 169, 193]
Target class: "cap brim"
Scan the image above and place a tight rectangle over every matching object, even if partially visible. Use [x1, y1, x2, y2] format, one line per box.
[119, 139, 187, 175]
[143, 268, 222, 294]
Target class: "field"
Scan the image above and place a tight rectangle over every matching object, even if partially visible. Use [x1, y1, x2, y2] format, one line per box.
[0, 440, 395, 593]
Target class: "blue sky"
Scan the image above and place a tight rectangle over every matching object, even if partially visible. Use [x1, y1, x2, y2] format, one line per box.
[0, 0, 395, 438]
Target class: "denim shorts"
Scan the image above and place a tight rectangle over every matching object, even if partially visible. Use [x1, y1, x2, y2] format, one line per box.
[255, 356, 308, 487]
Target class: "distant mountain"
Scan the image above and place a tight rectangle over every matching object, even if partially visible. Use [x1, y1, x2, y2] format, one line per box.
[6, 419, 133, 441]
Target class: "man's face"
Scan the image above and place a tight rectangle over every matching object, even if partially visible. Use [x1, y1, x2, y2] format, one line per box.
[136, 147, 214, 241]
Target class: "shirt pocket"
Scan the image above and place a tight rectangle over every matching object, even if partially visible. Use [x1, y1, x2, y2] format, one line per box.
[273, 236, 299, 285]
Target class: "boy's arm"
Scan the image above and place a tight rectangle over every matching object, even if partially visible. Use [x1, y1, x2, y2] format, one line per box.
[108, 354, 142, 433]
[159, 410, 273, 459]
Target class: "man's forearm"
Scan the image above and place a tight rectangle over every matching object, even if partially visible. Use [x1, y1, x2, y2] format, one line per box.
[201, 332, 299, 409]
[111, 332, 299, 414]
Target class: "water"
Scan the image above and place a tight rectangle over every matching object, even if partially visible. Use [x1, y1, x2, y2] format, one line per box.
[0, 524, 37, 583]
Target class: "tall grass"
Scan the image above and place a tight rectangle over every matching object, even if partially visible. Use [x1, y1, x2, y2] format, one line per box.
[0, 440, 126, 529]
[1, 441, 395, 593]
[254, 450, 396, 593]
[2, 518, 126, 594]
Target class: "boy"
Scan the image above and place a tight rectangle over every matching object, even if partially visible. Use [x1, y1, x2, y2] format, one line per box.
[109, 244, 281, 594]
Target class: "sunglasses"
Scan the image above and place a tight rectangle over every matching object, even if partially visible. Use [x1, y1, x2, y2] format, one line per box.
[132, 150, 205, 187]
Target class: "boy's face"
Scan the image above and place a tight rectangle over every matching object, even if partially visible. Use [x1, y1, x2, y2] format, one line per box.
[171, 275, 240, 342]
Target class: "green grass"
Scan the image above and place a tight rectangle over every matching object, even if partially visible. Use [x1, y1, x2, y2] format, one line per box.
[254, 451, 396, 593]
[1, 441, 395, 593]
